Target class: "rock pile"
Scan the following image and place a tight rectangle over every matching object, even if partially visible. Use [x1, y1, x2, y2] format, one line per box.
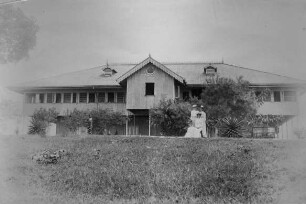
[32, 149, 67, 164]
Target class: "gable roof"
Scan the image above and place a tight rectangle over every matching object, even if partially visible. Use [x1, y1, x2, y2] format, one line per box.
[116, 56, 185, 84]
[8, 59, 306, 92]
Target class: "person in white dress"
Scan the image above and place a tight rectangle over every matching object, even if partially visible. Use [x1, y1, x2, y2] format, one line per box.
[185, 105, 202, 138]
[200, 105, 207, 138]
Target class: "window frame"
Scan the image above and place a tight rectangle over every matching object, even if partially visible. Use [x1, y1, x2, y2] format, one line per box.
[97, 92, 106, 103]
[107, 92, 115, 103]
[145, 83, 155, 96]
[88, 93, 96, 103]
[273, 91, 281, 102]
[55, 93, 62, 103]
[39, 93, 45, 103]
[117, 92, 125, 103]
[63, 93, 72, 103]
[283, 91, 296, 102]
[79, 92, 87, 103]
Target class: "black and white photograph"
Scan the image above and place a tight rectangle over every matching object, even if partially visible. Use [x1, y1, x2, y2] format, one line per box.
[1, 0, 306, 203]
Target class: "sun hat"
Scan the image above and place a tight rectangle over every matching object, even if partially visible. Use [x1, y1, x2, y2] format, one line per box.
[192, 105, 197, 108]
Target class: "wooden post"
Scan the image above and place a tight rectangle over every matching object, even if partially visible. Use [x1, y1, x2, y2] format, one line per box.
[133, 114, 136, 135]
[126, 116, 128, 136]
[149, 114, 151, 136]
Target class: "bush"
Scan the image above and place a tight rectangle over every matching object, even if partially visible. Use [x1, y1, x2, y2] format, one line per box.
[150, 99, 191, 136]
[217, 117, 247, 138]
[61, 109, 88, 135]
[28, 108, 58, 136]
[28, 117, 49, 136]
[90, 109, 126, 135]
[61, 108, 126, 135]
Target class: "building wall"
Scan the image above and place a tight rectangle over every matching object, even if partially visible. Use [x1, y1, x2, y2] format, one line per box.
[126, 64, 175, 109]
[257, 102, 298, 115]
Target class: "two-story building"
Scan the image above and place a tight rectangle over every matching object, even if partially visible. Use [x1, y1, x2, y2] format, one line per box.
[9, 56, 306, 138]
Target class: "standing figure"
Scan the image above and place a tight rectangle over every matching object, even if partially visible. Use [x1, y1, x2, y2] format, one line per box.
[200, 105, 207, 137]
[190, 105, 198, 127]
[185, 105, 202, 138]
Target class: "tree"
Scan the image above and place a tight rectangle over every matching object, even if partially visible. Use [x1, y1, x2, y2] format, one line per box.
[0, 5, 39, 63]
[199, 76, 268, 121]
[150, 99, 192, 136]
[191, 76, 270, 137]
[28, 108, 58, 136]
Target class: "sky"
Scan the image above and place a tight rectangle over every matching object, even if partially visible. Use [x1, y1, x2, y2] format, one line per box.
[0, 0, 306, 86]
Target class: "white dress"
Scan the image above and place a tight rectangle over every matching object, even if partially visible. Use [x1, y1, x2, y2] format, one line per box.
[200, 111, 207, 138]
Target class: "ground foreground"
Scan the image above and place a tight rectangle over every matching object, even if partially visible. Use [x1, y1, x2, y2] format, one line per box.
[0, 135, 306, 204]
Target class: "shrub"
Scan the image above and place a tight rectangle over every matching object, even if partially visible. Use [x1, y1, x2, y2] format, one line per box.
[28, 108, 58, 136]
[28, 117, 49, 136]
[150, 99, 192, 136]
[61, 108, 126, 135]
[61, 109, 88, 135]
[217, 117, 246, 138]
[90, 109, 126, 135]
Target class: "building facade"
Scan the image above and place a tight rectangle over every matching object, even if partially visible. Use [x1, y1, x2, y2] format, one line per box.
[9, 56, 306, 138]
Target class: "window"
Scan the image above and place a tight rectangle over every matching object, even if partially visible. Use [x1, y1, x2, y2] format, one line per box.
[117, 92, 125, 103]
[25, 93, 36, 103]
[72, 93, 77, 103]
[97, 92, 105, 103]
[63, 93, 71, 103]
[147, 66, 155, 74]
[103, 68, 113, 77]
[175, 85, 179, 98]
[108, 92, 114, 103]
[79, 93, 87, 103]
[47, 93, 53, 103]
[39, 93, 44, 103]
[273, 91, 281, 102]
[55, 93, 62, 103]
[145, 83, 154, 96]
[284, 91, 296, 102]
[204, 66, 217, 75]
[88, 93, 96, 103]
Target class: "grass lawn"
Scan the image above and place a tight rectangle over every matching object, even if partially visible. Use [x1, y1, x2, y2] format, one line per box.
[1, 135, 306, 204]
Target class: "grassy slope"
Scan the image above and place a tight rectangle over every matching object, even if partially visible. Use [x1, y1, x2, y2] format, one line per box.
[1, 135, 306, 204]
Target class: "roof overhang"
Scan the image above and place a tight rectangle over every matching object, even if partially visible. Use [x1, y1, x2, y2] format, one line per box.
[7, 85, 123, 93]
[116, 56, 185, 84]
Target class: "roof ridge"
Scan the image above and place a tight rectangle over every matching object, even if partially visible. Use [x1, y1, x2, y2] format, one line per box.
[108, 61, 223, 66]
[222, 63, 306, 82]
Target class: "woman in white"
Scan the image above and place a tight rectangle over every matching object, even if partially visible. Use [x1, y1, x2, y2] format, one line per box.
[200, 105, 207, 138]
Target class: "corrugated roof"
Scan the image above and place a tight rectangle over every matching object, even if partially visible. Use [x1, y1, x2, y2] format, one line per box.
[10, 60, 306, 90]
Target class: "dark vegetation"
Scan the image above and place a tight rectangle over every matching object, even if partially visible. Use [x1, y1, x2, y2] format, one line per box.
[150, 76, 277, 137]
[150, 99, 191, 136]
[28, 108, 126, 136]
[28, 108, 58, 136]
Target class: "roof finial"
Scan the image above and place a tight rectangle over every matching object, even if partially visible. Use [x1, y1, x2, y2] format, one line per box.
[106, 59, 109, 68]
[222, 57, 224, 64]
[149, 53, 151, 58]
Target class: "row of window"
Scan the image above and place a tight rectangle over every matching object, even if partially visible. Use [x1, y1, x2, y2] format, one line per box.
[25, 92, 126, 104]
[257, 91, 297, 102]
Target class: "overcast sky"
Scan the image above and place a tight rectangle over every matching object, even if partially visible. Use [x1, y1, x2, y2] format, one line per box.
[0, 0, 306, 86]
